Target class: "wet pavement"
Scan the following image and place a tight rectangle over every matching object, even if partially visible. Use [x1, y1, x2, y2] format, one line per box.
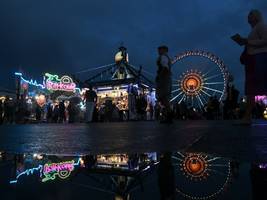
[1, 120, 267, 199]
[0, 151, 266, 200]
[0, 120, 267, 161]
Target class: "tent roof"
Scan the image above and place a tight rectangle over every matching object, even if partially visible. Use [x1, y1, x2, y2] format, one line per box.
[83, 63, 154, 88]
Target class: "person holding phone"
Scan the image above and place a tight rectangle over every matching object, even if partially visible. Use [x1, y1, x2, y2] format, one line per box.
[232, 9, 267, 124]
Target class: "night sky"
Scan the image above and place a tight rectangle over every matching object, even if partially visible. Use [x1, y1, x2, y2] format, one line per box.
[0, 0, 266, 94]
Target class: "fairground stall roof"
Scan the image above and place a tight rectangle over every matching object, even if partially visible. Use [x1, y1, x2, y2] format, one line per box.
[76, 46, 155, 89]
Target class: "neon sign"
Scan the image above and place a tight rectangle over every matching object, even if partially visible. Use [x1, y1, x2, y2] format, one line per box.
[10, 159, 81, 184]
[45, 73, 76, 92]
[15, 72, 81, 93]
[15, 72, 45, 89]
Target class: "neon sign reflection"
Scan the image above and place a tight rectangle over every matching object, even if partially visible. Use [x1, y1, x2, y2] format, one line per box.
[42, 160, 76, 182]
[10, 159, 81, 184]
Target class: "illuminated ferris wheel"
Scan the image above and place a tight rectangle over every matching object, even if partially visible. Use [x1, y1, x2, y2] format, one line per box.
[171, 50, 229, 108]
[172, 152, 231, 200]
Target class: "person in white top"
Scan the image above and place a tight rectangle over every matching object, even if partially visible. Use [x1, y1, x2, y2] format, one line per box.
[232, 9, 267, 124]
[146, 89, 156, 120]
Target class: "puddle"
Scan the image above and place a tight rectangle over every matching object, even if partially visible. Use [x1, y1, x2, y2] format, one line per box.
[0, 151, 266, 199]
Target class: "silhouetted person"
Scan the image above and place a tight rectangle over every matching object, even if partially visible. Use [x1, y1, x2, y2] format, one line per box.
[146, 90, 155, 120]
[206, 97, 214, 120]
[16, 94, 26, 123]
[179, 100, 188, 120]
[135, 94, 147, 120]
[250, 163, 267, 200]
[3, 96, 14, 124]
[104, 99, 113, 122]
[46, 103, 53, 123]
[127, 84, 137, 120]
[67, 102, 75, 123]
[253, 100, 265, 119]
[52, 105, 59, 123]
[84, 86, 97, 122]
[128, 154, 139, 170]
[224, 84, 240, 119]
[113, 176, 131, 200]
[233, 9, 267, 124]
[58, 101, 66, 123]
[158, 152, 176, 200]
[83, 155, 97, 169]
[230, 160, 240, 179]
[155, 45, 172, 123]
[35, 105, 42, 122]
[212, 96, 220, 119]
[0, 100, 3, 124]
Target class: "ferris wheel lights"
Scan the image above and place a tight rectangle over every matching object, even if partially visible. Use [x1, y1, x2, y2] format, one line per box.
[172, 50, 228, 106]
[174, 152, 231, 200]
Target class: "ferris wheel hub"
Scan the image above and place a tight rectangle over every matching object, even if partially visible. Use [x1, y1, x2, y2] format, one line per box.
[180, 71, 203, 96]
[182, 153, 208, 180]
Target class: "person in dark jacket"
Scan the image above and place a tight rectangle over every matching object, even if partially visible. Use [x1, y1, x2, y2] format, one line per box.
[46, 103, 53, 123]
[158, 152, 176, 200]
[35, 104, 42, 122]
[52, 104, 59, 123]
[58, 101, 66, 123]
[0, 100, 3, 124]
[155, 45, 173, 123]
[67, 102, 75, 123]
[84, 86, 97, 122]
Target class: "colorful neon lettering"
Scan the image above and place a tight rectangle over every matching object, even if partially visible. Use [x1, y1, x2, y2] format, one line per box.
[10, 159, 81, 184]
[43, 160, 75, 174]
[45, 73, 76, 92]
[46, 80, 76, 91]
[42, 160, 75, 182]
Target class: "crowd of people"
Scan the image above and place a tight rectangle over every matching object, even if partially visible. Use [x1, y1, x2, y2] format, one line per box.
[0, 86, 266, 125]
[0, 95, 82, 124]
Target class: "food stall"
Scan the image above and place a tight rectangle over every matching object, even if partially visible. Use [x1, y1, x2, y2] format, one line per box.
[84, 46, 155, 120]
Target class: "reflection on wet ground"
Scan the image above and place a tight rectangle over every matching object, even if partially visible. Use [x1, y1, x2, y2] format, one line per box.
[0, 151, 266, 200]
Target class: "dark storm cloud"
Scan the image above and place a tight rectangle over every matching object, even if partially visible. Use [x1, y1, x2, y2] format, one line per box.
[0, 0, 266, 92]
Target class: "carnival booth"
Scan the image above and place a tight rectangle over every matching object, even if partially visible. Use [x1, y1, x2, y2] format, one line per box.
[83, 46, 155, 120]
